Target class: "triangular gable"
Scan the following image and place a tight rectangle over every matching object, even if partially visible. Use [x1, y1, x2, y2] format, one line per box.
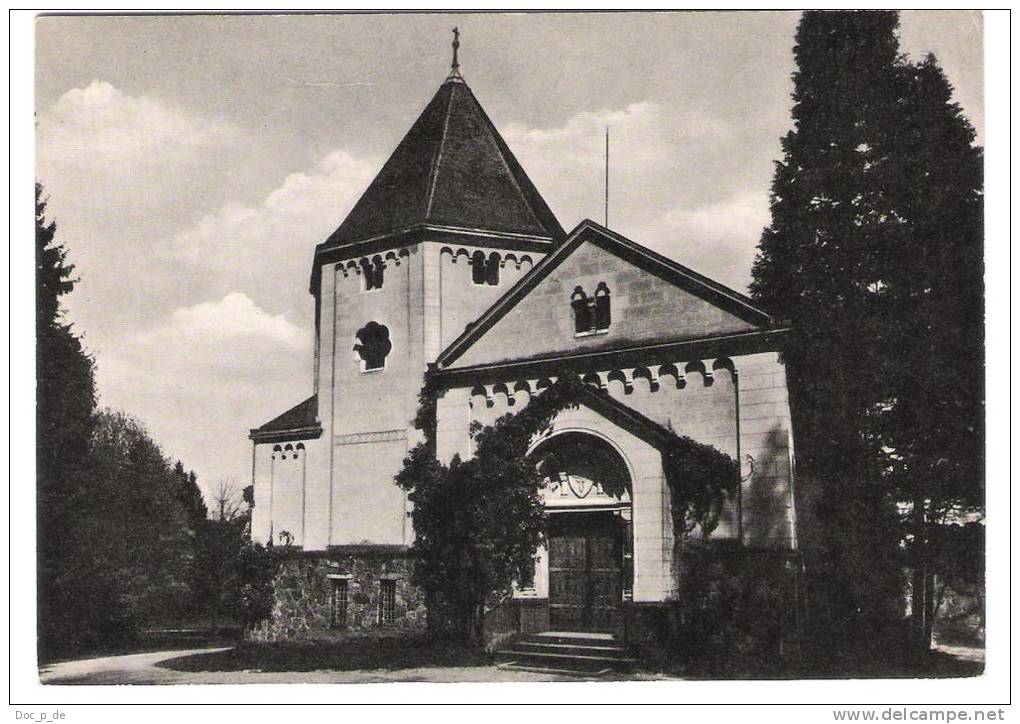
[437, 219, 777, 370]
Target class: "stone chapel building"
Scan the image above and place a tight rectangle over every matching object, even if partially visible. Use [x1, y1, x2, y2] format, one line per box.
[248, 43, 802, 644]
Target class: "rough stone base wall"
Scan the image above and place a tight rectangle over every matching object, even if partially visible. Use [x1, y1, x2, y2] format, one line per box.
[251, 549, 426, 641]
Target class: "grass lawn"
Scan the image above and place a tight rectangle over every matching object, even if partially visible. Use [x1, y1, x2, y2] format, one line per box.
[640, 647, 983, 681]
[157, 630, 983, 679]
[813, 648, 983, 679]
[160, 633, 492, 673]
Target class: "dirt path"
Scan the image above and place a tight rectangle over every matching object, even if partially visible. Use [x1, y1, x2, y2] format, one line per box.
[935, 643, 985, 665]
[39, 647, 632, 685]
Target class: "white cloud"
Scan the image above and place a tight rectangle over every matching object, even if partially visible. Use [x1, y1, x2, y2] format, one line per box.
[171, 150, 375, 267]
[507, 102, 665, 170]
[35, 79, 377, 344]
[663, 190, 770, 247]
[36, 81, 246, 339]
[36, 80, 240, 231]
[117, 292, 312, 397]
[165, 149, 379, 321]
[37, 80, 236, 177]
[503, 101, 735, 234]
[503, 101, 761, 291]
[641, 191, 770, 292]
[166, 292, 311, 350]
[504, 102, 673, 229]
[95, 293, 313, 496]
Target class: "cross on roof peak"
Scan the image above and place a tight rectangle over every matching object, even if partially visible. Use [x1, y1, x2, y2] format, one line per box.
[446, 26, 464, 82]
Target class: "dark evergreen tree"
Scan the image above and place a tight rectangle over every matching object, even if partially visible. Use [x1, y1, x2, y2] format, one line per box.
[171, 460, 212, 618]
[36, 183, 99, 659]
[876, 55, 984, 650]
[36, 184, 76, 332]
[173, 460, 209, 529]
[752, 12, 983, 658]
[751, 11, 907, 653]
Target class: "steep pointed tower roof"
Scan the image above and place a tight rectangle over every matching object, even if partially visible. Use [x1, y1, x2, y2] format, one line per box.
[319, 33, 564, 251]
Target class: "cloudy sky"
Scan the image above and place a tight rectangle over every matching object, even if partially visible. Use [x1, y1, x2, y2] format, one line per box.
[35, 11, 983, 502]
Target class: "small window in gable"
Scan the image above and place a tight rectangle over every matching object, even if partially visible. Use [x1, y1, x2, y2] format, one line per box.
[572, 283, 611, 336]
[354, 322, 392, 371]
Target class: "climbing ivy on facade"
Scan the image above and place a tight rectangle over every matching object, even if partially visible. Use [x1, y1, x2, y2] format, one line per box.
[396, 373, 739, 641]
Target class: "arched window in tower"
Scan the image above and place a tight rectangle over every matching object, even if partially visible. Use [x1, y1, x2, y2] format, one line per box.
[571, 286, 592, 334]
[485, 252, 500, 286]
[361, 256, 385, 291]
[594, 282, 611, 331]
[471, 251, 486, 285]
[360, 258, 374, 290]
[354, 322, 392, 371]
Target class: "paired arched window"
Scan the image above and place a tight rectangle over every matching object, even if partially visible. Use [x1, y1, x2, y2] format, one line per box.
[471, 250, 500, 286]
[571, 283, 612, 335]
[361, 255, 385, 290]
[354, 321, 391, 371]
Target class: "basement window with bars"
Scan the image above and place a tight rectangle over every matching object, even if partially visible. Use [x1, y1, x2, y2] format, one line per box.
[379, 579, 397, 624]
[330, 578, 348, 628]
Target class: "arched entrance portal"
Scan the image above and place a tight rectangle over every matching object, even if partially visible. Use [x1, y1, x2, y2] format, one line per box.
[530, 432, 633, 632]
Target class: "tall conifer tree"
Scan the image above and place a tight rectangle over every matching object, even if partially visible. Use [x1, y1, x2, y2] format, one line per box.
[752, 12, 983, 654]
[877, 55, 984, 649]
[752, 11, 907, 649]
[36, 183, 99, 658]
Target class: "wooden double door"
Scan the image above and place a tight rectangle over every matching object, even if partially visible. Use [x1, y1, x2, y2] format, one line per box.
[548, 512, 623, 632]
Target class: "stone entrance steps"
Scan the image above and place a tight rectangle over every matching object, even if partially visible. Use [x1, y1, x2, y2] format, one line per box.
[495, 631, 637, 677]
